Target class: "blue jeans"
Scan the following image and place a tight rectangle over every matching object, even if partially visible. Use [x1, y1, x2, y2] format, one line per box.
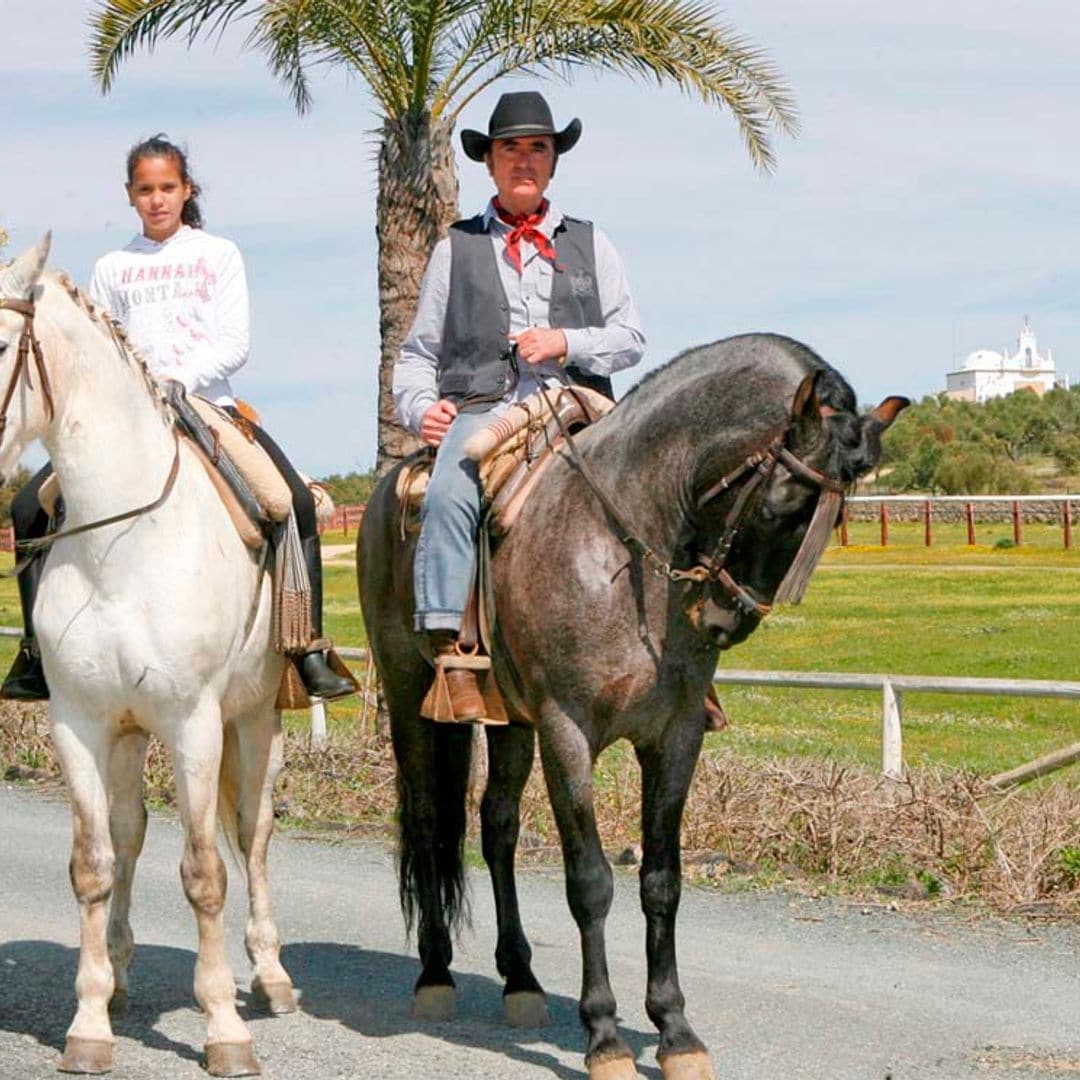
[413, 409, 499, 632]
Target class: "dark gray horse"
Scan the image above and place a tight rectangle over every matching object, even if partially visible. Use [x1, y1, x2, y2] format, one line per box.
[358, 334, 906, 1080]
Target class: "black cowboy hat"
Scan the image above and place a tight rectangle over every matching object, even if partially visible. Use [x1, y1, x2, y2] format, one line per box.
[461, 91, 582, 162]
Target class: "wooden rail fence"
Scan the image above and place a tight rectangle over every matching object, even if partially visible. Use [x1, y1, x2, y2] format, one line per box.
[840, 494, 1078, 548]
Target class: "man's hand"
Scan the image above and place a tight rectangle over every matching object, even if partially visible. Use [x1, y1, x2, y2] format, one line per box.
[510, 327, 567, 366]
[420, 398, 458, 447]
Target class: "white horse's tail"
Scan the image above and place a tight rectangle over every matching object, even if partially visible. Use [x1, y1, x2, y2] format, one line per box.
[217, 723, 246, 875]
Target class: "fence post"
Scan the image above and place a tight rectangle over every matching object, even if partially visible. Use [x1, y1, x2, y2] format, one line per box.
[310, 697, 327, 749]
[966, 502, 976, 546]
[1012, 500, 1022, 546]
[1064, 499, 1072, 551]
[839, 504, 849, 547]
[880, 503, 889, 547]
[881, 677, 903, 779]
[923, 499, 932, 547]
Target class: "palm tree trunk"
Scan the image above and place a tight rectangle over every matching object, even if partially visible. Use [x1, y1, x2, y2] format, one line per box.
[376, 112, 460, 473]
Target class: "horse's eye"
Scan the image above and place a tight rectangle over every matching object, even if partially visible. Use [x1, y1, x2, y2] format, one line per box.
[0, 342, 7, 357]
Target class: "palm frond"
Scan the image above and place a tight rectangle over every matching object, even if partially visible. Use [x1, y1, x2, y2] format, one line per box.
[442, 0, 797, 172]
[89, 0, 255, 92]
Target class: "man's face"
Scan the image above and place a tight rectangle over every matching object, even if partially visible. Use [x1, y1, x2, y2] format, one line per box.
[486, 135, 556, 215]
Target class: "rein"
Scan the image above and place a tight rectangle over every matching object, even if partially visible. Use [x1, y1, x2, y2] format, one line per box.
[536, 369, 846, 624]
[0, 294, 183, 577]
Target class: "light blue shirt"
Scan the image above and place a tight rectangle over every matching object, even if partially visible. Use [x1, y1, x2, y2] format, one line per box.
[394, 198, 646, 433]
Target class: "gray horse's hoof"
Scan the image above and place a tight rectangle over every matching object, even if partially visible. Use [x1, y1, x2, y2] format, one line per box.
[504, 990, 550, 1028]
[58, 1036, 113, 1074]
[660, 1050, 717, 1080]
[251, 977, 298, 1015]
[204, 1041, 261, 1077]
[107, 988, 128, 1015]
[411, 984, 455, 1022]
[588, 1055, 640, 1080]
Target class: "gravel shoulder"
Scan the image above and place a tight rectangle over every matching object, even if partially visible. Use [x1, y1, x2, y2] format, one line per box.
[1, 782, 1077, 1080]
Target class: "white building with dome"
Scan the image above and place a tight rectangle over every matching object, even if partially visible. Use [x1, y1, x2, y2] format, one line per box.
[945, 318, 1068, 402]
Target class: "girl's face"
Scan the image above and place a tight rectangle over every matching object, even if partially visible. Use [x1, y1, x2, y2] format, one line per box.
[126, 155, 192, 242]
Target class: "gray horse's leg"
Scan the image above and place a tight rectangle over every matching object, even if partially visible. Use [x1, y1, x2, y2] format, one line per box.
[480, 722, 549, 1026]
[637, 719, 716, 1080]
[539, 718, 636, 1078]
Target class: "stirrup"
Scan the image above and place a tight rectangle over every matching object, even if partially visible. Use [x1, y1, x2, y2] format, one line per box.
[421, 650, 508, 726]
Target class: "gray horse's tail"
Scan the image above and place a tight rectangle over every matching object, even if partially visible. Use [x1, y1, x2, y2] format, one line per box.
[397, 722, 474, 938]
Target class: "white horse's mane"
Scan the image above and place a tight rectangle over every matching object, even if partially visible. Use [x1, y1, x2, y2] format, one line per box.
[44, 268, 173, 424]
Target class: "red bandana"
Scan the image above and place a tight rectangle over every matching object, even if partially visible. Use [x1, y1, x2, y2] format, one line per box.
[493, 197, 558, 274]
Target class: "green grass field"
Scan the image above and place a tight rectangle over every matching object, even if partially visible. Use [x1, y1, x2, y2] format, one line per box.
[2, 529, 1077, 780]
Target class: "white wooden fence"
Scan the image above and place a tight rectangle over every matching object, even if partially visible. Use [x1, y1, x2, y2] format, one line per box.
[4, 630, 1076, 786]
[711, 669, 1080, 783]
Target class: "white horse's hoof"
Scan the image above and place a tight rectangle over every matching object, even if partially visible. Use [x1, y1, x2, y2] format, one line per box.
[588, 1055, 640, 1080]
[412, 984, 455, 1022]
[204, 1041, 261, 1077]
[58, 1037, 113, 1074]
[251, 977, 298, 1015]
[504, 990, 550, 1028]
[660, 1050, 717, 1080]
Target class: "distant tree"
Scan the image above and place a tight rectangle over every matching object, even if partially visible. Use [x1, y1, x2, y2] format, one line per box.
[0, 465, 32, 526]
[877, 388, 1080, 493]
[932, 448, 1032, 496]
[319, 470, 378, 506]
[0, 225, 8, 253]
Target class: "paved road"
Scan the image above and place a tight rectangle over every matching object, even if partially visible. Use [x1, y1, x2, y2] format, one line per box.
[1, 782, 1077, 1080]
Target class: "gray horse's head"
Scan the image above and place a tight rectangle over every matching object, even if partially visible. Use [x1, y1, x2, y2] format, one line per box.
[690, 362, 907, 649]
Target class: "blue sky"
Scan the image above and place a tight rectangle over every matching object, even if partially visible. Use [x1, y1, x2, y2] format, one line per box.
[3, 0, 1078, 476]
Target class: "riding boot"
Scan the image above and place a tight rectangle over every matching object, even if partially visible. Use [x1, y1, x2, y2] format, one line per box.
[1, 548, 49, 701]
[296, 534, 357, 700]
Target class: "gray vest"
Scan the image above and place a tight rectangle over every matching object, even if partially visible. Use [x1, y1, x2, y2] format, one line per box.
[439, 214, 613, 404]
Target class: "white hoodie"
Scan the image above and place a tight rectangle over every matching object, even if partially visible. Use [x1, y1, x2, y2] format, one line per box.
[89, 225, 250, 405]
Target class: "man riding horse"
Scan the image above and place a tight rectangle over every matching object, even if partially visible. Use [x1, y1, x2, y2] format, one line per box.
[393, 91, 646, 722]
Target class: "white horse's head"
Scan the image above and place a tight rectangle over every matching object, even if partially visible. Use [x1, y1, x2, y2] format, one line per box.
[0, 233, 52, 478]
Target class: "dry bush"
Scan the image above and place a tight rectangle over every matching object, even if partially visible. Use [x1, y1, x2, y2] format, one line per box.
[4, 702, 1077, 914]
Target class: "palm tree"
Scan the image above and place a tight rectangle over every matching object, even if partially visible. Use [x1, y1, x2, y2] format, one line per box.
[90, 0, 797, 470]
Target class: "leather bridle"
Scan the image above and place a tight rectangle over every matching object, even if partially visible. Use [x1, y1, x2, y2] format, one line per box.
[0, 297, 55, 442]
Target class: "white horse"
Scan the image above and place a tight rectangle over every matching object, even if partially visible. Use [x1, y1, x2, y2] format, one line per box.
[0, 236, 296, 1076]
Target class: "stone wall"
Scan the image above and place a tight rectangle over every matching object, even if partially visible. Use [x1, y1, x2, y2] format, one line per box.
[845, 499, 1076, 525]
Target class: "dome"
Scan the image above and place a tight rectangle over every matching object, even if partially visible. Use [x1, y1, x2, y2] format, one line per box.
[964, 349, 1004, 370]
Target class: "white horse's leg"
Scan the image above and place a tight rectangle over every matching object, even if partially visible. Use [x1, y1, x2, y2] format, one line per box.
[51, 710, 117, 1074]
[225, 711, 297, 1014]
[170, 700, 260, 1078]
[106, 730, 149, 1016]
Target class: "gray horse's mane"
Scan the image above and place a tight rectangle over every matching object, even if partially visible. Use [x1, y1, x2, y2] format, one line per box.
[614, 333, 868, 481]
[46, 269, 173, 423]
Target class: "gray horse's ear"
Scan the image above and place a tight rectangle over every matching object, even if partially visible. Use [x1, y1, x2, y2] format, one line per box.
[789, 371, 824, 450]
[0, 232, 51, 300]
[790, 372, 819, 419]
[869, 396, 909, 430]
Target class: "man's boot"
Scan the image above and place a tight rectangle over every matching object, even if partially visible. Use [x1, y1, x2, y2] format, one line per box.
[1, 549, 48, 701]
[297, 534, 357, 700]
[422, 631, 489, 723]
